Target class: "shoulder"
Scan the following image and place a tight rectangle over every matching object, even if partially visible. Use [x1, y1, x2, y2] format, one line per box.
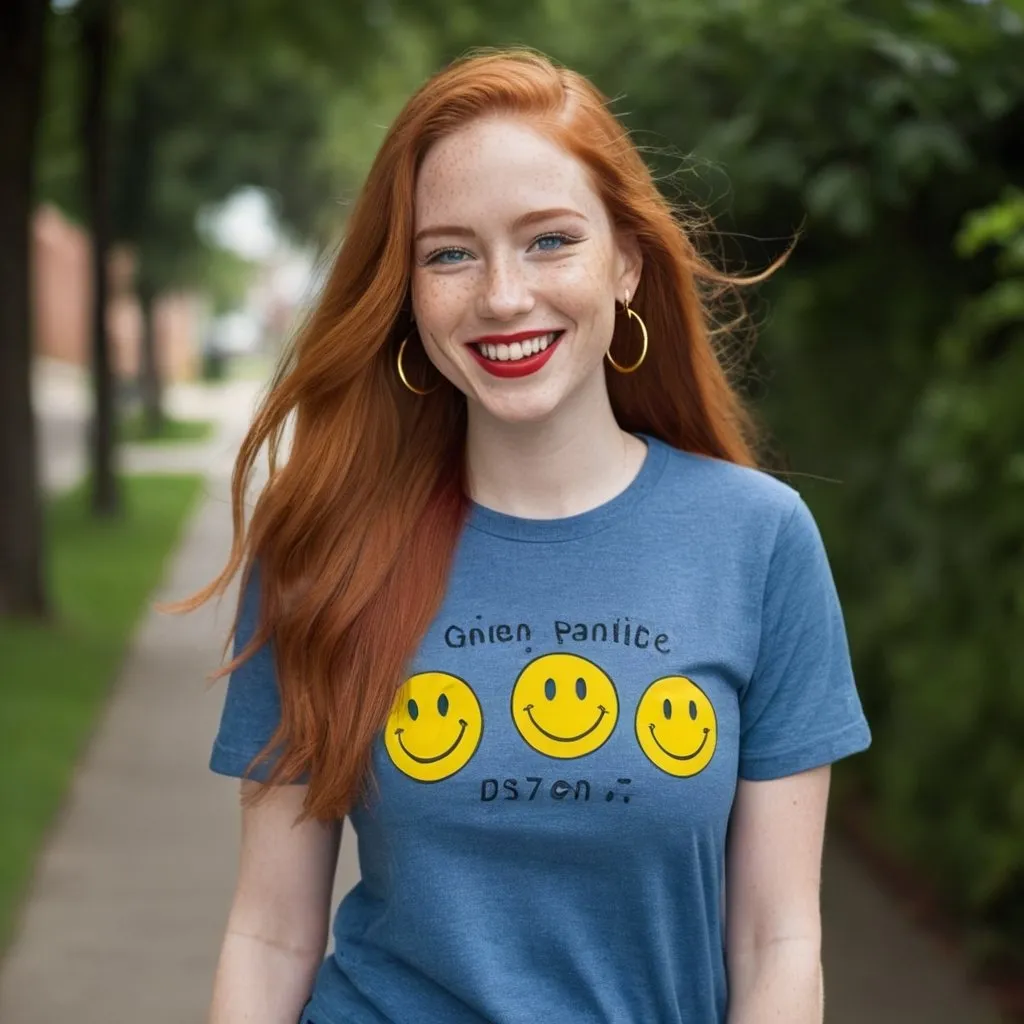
[646, 436, 802, 545]
[652, 445, 840, 608]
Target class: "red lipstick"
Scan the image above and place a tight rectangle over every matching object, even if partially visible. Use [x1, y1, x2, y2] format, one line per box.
[468, 331, 563, 379]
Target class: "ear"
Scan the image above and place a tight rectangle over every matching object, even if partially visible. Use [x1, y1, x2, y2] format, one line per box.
[614, 230, 643, 303]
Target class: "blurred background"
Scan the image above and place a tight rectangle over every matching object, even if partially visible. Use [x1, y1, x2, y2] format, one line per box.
[1, 0, 1022, 1021]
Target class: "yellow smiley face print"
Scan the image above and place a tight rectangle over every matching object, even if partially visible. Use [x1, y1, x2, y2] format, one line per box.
[384, 672, 483, 782]
[635, 676, 717, 777]
[511, 653, 619, 759]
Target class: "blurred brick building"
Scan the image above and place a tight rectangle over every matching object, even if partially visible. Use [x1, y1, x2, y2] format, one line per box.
[32, 203, 202, 381]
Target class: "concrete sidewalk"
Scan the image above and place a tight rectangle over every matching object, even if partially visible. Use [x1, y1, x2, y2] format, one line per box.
[0, 372, 364, 1022]
[0, 366, 1005, 1023]
[32, 357, 267, 494]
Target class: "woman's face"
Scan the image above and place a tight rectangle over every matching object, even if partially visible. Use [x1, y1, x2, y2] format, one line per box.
[410, 117, 641, 425]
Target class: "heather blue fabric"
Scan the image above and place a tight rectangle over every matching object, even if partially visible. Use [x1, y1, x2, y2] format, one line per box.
[211, 434, 871, 1024]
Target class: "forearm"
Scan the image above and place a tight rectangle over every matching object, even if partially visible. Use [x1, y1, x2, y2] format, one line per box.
[726, 938, 823, 1024]
[208, 928, 323, 1024]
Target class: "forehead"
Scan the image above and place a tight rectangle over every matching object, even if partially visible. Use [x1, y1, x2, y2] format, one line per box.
[414, 117, 608, 228]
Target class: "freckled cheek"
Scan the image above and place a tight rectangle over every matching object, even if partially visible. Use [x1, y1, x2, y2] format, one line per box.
[413, 277, 474, 337]
[412, 285, 477, 378]
[541, 265, 612, 325]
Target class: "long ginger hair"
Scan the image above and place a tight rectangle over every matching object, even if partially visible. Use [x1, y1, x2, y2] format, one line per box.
[188, 49, 777, 820]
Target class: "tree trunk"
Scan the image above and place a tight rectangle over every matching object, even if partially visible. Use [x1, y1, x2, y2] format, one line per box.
[138, 281, 163, 437]
[80, 0, 119, 517]
[0, 0, 50, 619]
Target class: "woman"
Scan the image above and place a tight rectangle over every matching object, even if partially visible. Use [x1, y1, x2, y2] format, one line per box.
[199, 48, 870, 1024]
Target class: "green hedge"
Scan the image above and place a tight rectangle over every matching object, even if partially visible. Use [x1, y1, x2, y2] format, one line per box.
[791, 195, 1024, 973]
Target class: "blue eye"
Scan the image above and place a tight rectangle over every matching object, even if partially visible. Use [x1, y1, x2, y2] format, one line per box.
[428, 248, 471, 266]
[437, 693, 450, 716]
[408, 699, 419, 721]
[689, 700, 698, 720]
[533, 232, 581, 253]
[544, 678, 557, 701]
[576, 677, 587, 700]
[535, 234, 565, 251]
[663, 699, 672, 720]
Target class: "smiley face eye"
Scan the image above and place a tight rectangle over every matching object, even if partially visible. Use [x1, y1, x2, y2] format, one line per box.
[689, 699, 698, 720]
[576, 677, 587, 700]
[544, 677, 556, 700]
[663, 698, 672, 720]
[408, 698, 419, 721]
[437, 693, 450, 717]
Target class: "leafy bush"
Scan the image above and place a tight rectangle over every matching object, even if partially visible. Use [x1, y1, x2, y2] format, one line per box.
[846, 192, 1024, 966]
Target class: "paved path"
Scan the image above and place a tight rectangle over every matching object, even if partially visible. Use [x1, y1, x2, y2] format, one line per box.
[0, 362, 1005, 1022]
[32, 358, 262, 493]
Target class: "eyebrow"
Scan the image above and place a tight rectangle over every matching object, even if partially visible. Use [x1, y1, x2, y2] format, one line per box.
[413, 207, 588, 244]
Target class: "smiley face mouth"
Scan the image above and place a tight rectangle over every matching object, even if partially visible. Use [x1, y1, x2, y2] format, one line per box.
[524, 704, 608, 743]
[648, 723, 710, 761]
[395, 719, 468, 764]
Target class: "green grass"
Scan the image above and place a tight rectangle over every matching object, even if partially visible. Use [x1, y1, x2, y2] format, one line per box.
[119, 413, 214, 444]
[0, 474, 203, 951]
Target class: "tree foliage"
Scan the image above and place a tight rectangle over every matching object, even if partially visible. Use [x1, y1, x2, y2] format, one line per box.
[858, 188, 1024, 964]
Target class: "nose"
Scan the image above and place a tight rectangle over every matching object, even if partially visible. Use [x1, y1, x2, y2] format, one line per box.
[476, 253, 535, 321]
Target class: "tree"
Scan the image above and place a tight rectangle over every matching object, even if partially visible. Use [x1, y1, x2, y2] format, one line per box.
[103, 0, 384, 433]
[0, 0, 50, 617]
[79, 0, 120, 516]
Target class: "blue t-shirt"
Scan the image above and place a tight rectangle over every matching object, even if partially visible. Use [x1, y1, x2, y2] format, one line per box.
[210, 435, 871, 1024]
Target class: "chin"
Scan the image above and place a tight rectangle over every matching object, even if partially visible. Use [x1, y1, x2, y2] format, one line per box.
[474, 390, 564, 426]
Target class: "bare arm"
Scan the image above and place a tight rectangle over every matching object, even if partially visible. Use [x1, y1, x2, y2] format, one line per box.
[208, 780, 341, 1024]
[725, 765, 831, 1024]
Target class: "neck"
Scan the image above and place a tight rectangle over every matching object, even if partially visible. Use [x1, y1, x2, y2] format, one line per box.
[464, 371, 647, 519]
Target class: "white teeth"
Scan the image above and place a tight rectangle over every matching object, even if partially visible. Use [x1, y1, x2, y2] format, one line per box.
[477, 332, 559, 361]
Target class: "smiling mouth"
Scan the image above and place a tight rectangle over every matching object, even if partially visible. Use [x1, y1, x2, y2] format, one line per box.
[395, 719, 468, 763]
[468, 331, 564, 379]
[524, 704, 608, 742]
[471, 330, 562, 361]
[648, 724, 710, 761]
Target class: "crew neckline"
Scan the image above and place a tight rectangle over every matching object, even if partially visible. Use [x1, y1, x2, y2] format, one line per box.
[465, 433, 670, 543]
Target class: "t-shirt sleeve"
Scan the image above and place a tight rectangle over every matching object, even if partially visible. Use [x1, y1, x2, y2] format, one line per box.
[209, 565, 289, 782]
[738, 495, 871, 781]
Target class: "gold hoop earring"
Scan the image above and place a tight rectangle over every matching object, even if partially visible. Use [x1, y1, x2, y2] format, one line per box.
[606, 295, 648, 374]
[397, 333, 439, 395]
